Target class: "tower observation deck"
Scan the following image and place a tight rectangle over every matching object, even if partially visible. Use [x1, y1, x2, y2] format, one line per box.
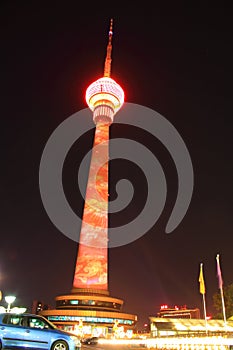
[40, 20, 137, 338]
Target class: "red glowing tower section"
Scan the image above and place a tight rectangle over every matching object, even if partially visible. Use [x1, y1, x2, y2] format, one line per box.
[72, 19, 124, 292]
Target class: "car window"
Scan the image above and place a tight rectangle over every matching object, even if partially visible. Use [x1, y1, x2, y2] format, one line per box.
[20, 317, 28, 327]
[28, 317, 50, 329]
[1, 314, 54, 330]
[2, 314, 10, 324]
[2, 315, 24, 326]
[10, 316, 21, 325]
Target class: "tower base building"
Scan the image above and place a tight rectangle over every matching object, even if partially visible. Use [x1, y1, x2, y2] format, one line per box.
[40, 289, 137, 338]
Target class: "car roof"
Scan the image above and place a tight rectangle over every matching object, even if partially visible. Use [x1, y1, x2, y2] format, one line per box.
[2, 313, 43, 316]
[0, 313, 46, 318]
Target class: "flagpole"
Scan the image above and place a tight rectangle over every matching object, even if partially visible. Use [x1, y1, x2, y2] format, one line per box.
[216, 254, 227, 326]
[202, 291, 208, 333]
[220, 286, 227, 325]
[199, 263, 208, 334]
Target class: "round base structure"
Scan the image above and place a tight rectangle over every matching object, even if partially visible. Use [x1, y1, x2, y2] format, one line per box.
[40, 289, 137, 338]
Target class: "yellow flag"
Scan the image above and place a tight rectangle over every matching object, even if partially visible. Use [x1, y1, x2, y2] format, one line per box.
[199, 263, 205, 294]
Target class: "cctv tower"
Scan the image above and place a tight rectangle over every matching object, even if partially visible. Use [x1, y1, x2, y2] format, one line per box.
[41, 20, 137, 336]
[72, 18, 124, 294]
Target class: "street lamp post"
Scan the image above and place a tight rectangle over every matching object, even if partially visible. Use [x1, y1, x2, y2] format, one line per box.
[0, 295, 26, 314]
[5, 295, 16, 313]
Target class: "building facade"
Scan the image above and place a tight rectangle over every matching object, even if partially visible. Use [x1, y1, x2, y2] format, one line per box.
[149, 317, 233, 337]
[157, 304, 200, 319]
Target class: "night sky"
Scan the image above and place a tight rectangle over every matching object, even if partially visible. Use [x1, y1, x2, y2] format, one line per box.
[1, 2, 232, 328]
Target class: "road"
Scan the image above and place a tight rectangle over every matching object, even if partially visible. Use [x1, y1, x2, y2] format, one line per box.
[82, 344, 147, 350]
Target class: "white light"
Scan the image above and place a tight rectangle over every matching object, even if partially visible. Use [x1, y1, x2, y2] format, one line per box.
[5, 295, 16, 304]
[10, 307, 27, 314]
[98, 336, 233, 347]
[86, 77, 124, 113]
[0, 306, 6, 313]
[5, 295, 16, 312]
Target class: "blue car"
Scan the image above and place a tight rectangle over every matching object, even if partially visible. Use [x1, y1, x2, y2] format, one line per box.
[0, 313, 81, 350]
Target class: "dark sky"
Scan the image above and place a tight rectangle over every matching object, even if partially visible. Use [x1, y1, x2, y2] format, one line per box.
[1, 2, 232, 328]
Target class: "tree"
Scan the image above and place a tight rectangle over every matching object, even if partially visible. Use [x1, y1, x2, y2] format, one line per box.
[213, 283, 233, 319]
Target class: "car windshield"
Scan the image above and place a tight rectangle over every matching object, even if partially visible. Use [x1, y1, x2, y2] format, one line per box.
[36, 316, 58, 329]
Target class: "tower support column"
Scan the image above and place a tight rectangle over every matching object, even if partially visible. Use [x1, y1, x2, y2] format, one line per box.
[72, 122, 110, 292]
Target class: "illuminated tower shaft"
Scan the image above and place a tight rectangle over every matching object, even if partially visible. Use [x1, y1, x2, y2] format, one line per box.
[72, 19, 124, 292]
[73, 122, 109, 290]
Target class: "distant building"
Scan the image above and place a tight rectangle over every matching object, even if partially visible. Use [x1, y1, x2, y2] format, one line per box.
[149, 317, 233, 337]
[157, 304, 200, 319]
[32, 300, 50, 314]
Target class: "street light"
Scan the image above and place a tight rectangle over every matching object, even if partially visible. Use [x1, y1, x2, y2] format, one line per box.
[11, 307, 27, 314]
[0, 295, 26, 314]
[5, 295, 16, 312]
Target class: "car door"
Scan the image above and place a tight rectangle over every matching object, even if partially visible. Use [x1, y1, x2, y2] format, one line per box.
[22, 315, 51, 349]
[0, 314, 26, 349]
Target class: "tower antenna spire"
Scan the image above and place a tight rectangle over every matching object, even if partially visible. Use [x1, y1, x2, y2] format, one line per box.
[104, 18, 113, 77]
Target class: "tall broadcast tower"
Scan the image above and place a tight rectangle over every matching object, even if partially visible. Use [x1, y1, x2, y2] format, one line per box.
[40, 20, 137, 337]
[72, 18, 124, 293]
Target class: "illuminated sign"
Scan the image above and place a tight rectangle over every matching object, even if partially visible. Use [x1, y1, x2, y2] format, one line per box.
[48, 315, 134, 325]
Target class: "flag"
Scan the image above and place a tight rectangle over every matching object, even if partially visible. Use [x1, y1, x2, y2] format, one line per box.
[199, 263, 205, 295]
[216, 254, 223, 289]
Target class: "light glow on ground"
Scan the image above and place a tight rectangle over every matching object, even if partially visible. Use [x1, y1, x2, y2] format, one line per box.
[98, 336, 233, 348]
